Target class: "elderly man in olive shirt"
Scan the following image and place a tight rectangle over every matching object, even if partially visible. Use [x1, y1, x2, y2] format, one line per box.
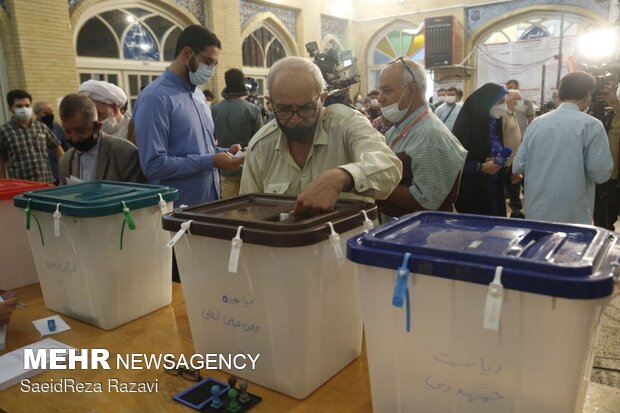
[239, 57, 402, 214]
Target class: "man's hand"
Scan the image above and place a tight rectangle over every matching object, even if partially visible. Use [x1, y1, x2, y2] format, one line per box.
[292, 169, 353, 215]
[213, 144, 244, 171]
[0, 297, 18, 326]
[481, 160, 501, 175]
[511, 173, 523, 184]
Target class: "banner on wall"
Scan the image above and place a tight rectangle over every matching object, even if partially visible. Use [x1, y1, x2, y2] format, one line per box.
[476, 35, 578, 108]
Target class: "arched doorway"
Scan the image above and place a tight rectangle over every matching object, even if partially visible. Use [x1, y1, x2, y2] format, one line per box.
[473, 10, 600, 108]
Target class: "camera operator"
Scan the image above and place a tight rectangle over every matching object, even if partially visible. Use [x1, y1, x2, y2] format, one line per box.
[212, 68, 264, 198]
[594, 81, 620, 230]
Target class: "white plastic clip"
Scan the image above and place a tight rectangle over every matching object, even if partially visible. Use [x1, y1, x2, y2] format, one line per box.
[53, 203, 61, 237]
[228, 226, 244, 273]
[361, 210, 374, 231]
[158, 193, 168, 215]
[167, 220, 193, 248]
[327, 222, 345, 266]
[483, 266, 504, 331]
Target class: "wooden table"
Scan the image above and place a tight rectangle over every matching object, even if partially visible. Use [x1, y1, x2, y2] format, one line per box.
[2, 284, 619, 413]
[0, 283, 372, 413]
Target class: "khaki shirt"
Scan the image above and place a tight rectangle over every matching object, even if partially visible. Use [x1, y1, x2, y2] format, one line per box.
[609, 112, 620, 180]
[239, 104, 402, 201]
[502, 110, 522, 167]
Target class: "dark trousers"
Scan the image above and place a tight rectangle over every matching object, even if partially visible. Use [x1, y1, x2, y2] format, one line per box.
[504, 167, 522, 213]
[594, 180, 620, 230]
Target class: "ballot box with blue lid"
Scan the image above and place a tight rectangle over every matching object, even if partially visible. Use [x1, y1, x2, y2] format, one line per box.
[347, 211, 618, 413]
[13, 181, 178, 330]
[162, 193, 377, 399]
[0, 179, 51, 289]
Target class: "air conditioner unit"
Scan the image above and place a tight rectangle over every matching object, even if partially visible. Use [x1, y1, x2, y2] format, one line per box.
[424, 16, 464, 69]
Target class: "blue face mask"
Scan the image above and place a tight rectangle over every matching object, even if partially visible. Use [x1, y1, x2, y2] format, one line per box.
[187, 52, 215, 85]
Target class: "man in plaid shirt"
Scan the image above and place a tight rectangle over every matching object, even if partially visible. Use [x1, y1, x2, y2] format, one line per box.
[0, 89, 64, 184]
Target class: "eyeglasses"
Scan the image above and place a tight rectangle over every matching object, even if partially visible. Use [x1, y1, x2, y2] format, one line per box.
[272, 97, 320, 121]
[165, 367, 202, 382]
[387, 56, 416, 84]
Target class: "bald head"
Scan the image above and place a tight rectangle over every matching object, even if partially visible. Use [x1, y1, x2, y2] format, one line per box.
[267, 57, 326, 99]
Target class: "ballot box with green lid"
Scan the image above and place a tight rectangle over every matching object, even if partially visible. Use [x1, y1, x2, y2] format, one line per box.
[13, 181, 178, 330]
[162, 194, 376, 399]
[0, 179, 51, 289]
[347, 211, 619, 413]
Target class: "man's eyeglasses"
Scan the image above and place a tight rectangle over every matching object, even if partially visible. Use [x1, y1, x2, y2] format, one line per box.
[388, 56, 416, 84]
[272, 97, 320, 121]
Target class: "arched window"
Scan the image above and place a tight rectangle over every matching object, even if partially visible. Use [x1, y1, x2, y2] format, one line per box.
[75, 6, 186, 112]
[242, 27, 287, 67]
[367, 24, 432, 99]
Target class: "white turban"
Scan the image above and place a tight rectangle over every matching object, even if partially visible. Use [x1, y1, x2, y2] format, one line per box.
[78, 80, 127, 107]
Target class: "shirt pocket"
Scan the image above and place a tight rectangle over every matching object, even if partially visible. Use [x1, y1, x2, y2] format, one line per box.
[264, 182, 289, 194]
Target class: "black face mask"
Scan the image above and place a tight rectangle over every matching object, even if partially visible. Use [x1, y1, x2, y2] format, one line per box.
[276, 117, 320, 143]
[69, 135, 98, 152]
[40, 113, 54, 129]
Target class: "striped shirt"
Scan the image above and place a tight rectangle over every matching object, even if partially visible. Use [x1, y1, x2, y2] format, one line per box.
[385, 104, 467, 209]
[0, 118, 59, 184]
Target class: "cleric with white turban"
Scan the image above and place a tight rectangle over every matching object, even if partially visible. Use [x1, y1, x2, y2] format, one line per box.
[78, 80, 131, 140]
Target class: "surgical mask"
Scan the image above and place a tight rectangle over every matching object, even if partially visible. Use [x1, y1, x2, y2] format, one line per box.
[616, 86, 620, 103]
[445, 96, 456, 104]
[14, 107, 32, 121]
[101, 115, 119, 135]
[40, 113, 54, 129]
[381, 88, 410, 123]
[437, 95, 445, 103]
[489, 103, 507, 119]
[69, 135, 98, 152]
[276, 117, 320, 143]
[370, 98, 379, 106]
[187, 52, 215, 85]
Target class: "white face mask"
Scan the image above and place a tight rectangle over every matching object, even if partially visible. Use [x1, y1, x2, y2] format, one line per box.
[437, 95, 445, 103]
[489, 103, 507, 119]
[445, 95, 456, 104]
[14, 107, 32, 121]
[382, 88, 410, 123]
[187, 52, 215, 85]
[616, 87, 620, 103]
[370, 98, 379, 106]
[101, 114, 120, 135]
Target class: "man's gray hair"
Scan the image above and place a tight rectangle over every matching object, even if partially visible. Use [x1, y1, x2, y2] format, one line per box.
[267, 56, 326, 97]
[59, 94, 98, 126]
[381, 57, 427, 97]
[33, 101, 50, 116]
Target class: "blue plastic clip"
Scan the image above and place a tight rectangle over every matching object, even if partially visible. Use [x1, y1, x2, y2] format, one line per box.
[392, 253, 412, 332]
[47, 319, 56, 332]
[392, 253, 411, 307]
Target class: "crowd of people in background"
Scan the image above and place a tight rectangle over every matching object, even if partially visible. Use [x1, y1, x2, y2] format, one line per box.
[1, 23, 619, 325]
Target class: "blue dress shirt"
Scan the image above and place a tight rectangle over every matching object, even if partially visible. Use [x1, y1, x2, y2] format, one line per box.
[513, 102, 613, 224]
[133, 69, 225, 207]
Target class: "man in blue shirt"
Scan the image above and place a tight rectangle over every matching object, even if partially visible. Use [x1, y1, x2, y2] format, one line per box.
[513, 72, 613, 225]
[133, 25, 243, 207]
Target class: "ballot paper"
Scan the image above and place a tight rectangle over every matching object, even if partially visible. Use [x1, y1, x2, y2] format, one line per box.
[0, 338, 73, 390]
[66, 175, 83, 185]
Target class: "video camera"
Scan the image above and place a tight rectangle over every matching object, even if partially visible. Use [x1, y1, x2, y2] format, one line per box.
[244, 76, 260, 106]
[306, 41, 360, 106]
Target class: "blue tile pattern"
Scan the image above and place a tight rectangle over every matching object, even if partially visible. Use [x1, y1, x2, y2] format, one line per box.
[67, 0, 205, 23]
[466, 0, 610, 35]
[321, 15, 348, 48]
[240, 0, 297, 38]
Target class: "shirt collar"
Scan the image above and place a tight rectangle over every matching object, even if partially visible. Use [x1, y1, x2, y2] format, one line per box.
[559, 102, 580, 111]
[163, 67, 195, 92]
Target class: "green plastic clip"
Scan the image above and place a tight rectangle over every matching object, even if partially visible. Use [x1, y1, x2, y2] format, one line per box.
[121, 201, 136, 230]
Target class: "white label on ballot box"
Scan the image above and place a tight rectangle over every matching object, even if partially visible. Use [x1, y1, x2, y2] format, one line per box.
[483, 266, 504, 331]
[228, 226, 244, 274]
